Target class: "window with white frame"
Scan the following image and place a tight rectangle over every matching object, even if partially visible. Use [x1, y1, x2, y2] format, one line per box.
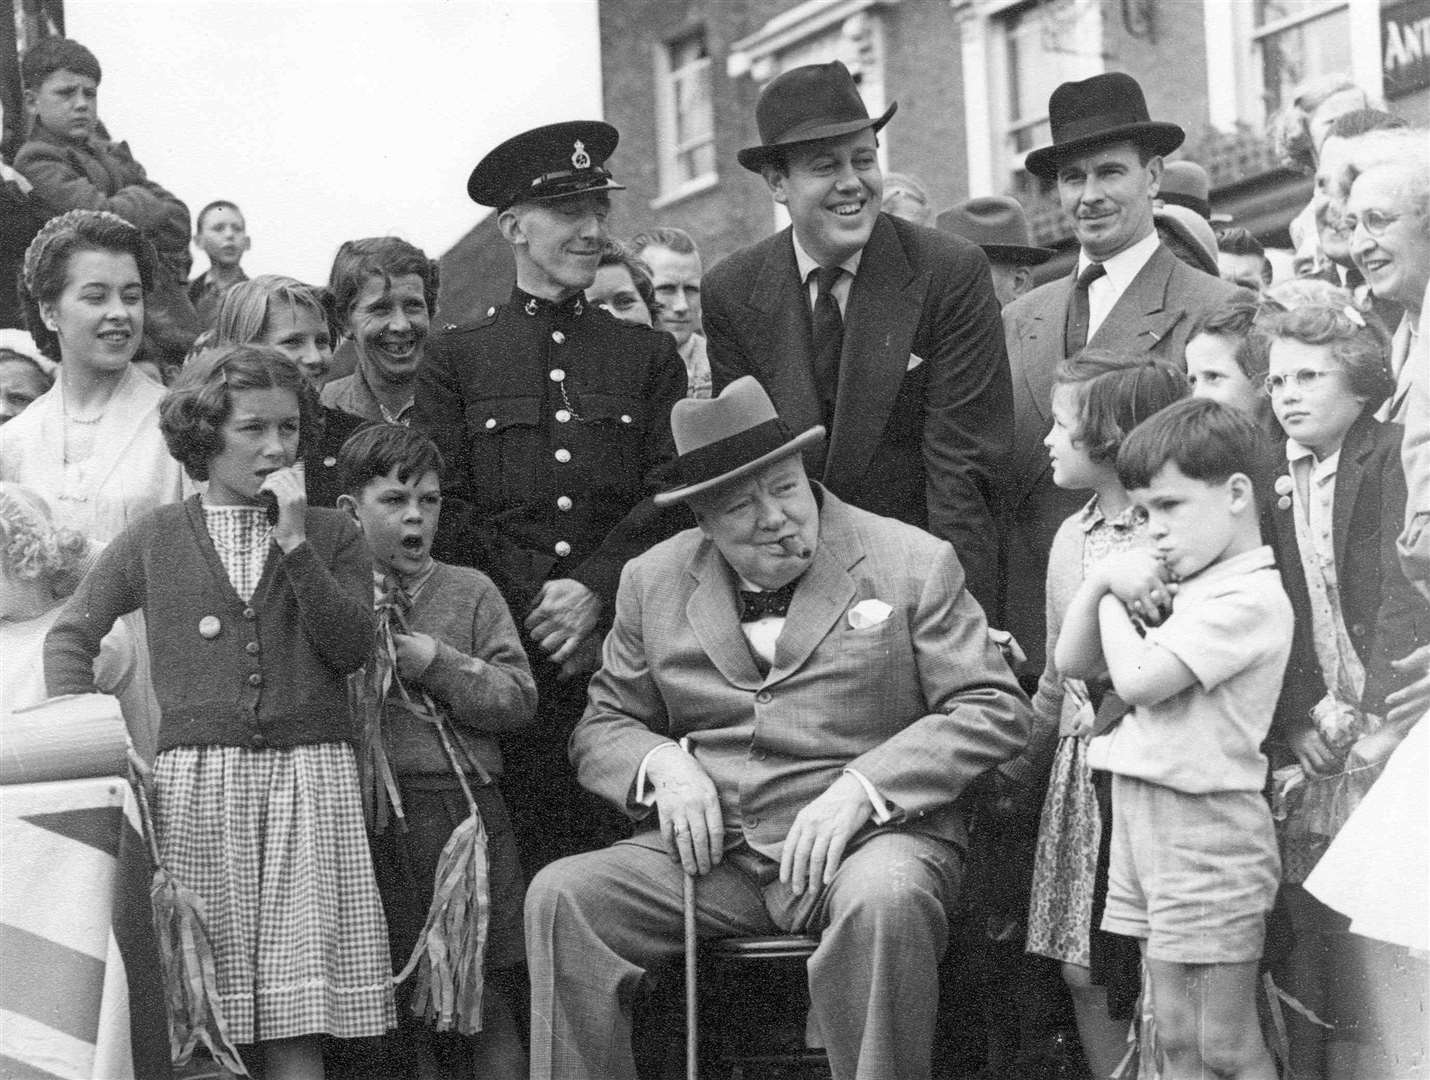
[656, 30, 717, 200]
[996, 0, 1103, 180]
[1251, 0, 1352, 114]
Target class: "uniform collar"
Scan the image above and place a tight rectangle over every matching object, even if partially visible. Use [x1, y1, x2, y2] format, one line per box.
[511, 286, 587, 319]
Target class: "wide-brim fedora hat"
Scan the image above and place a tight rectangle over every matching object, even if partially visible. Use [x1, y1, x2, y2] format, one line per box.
[936, 196, 1054, 266]
[654, 377, 825, 506]
[737, 61, 897, 173]
[468, 120, 626, 210]
[1024, 72, 1183, 180]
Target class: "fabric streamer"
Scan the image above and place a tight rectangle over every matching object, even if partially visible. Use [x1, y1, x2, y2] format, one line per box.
[375, 594, 492, 1036]
[129, 752, 248, 1076]
[354, 584, 412, 833]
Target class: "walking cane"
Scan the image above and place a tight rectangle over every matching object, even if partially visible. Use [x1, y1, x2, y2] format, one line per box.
[679, 737, 699, 1080]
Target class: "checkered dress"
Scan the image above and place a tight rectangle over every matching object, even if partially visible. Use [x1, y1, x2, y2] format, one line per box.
[148, 507, 396, 1042]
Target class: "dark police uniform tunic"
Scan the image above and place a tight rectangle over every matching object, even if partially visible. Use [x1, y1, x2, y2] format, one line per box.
[415, 286, 687, 871]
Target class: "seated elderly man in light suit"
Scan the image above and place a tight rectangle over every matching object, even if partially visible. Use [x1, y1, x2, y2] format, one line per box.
[525, 377, 1032, 1080]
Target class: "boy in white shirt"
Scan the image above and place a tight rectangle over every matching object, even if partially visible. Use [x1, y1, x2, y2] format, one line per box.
[1058, 398, 1292, 1080]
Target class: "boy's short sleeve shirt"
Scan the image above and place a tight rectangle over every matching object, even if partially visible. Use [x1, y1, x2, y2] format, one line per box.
[1089, 546, 1293, 793]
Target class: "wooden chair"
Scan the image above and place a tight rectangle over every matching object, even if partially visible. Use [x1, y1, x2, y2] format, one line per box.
[695, 933, 830, 1079]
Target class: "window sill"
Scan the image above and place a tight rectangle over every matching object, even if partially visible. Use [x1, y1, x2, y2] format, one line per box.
[651, 173, 721, 210]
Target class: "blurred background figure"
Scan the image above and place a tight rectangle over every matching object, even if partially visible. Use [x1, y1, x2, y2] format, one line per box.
[1217, 227, 1273, 293]
[630, 227, 709, 397]
[881, 170, 933, 227]
[937, 195, 1053, 308]
[1155, 160, 1212, 221]
[0, 341, 52, 426]
[1154, 203, 1221, 277]
[585, 240, 655, 327]
[187, 199, 251, 328]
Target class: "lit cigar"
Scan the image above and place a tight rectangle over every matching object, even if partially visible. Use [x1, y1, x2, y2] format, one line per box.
[778, 536, 812, 559]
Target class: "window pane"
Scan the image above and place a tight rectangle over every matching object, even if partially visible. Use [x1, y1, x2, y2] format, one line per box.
[1005, 0, 1100, 126]
[1259, 7, 1351, 112]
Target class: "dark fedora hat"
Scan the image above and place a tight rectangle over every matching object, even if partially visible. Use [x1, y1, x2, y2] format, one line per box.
[936, 196, 1054, 266]
[737, 61, 897, 173]
[468, 120, 626, 210]
[1024, 72, 1184, 180]
[654, 377, 825, 506]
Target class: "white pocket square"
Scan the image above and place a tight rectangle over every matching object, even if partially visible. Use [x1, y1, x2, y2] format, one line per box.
[848, 598, 893, 629]
[906, 353, 925, 372]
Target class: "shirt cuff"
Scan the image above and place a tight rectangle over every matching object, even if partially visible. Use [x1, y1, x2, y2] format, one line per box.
[842, 767, 894, 825]
[633, 741, 684, 806]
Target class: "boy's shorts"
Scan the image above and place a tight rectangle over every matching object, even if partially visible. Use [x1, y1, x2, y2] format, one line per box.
[1102, 775, 1279, 964]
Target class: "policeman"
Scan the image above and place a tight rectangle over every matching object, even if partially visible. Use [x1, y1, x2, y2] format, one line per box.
[415, 121, 687, 874]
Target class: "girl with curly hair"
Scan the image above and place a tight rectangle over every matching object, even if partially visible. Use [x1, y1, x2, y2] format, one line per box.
[45, 344, 394, 1077]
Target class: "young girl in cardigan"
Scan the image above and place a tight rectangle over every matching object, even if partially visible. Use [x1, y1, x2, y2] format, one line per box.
[1023, 350, 1188, 1079]
[45, 344, 393, 1078]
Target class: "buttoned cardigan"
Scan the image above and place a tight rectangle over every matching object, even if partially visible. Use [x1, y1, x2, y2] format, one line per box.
[46, 495, 374, 752]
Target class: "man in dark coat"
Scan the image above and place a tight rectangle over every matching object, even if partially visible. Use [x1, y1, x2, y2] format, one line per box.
[702, 61, 1012, 614]
[1000, 73, 1242, 688]
[414, 121, 687, 873]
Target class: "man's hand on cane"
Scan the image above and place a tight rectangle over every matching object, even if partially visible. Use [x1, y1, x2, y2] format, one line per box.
[648, 744, 724, 876]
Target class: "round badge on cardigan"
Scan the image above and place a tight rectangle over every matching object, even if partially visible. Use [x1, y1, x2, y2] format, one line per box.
[199, 615, 222, 639]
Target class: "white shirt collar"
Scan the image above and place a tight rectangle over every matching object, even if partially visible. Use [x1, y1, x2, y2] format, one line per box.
[1078, 230, 1160, 293]
[1286, 439, 1340, 480]
[791, 230, 863, 284]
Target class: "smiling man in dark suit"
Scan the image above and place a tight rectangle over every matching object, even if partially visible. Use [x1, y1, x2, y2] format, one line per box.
[999, 73, 1241, 685]
[702, 61, 1011, 614]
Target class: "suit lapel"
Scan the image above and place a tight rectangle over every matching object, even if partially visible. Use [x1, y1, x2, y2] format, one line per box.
[1017, 277, 1074, 427]
[825, 216, 920, 485]
[1087, 244, 1184, 352]
[686, 542, 764, 691]
[1332, 418, 1374, 569]
[767, 497, 860, 684]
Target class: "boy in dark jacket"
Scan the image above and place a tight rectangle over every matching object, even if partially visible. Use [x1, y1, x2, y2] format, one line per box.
[16, 37, 200, 367]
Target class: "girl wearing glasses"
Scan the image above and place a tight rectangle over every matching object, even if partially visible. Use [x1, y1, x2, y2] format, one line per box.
[1260, 301, 1429, 1079]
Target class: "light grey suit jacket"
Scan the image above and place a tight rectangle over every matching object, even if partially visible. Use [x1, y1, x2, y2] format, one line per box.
[996, 243, 1242, 678]
[570, 489, 1031, 858]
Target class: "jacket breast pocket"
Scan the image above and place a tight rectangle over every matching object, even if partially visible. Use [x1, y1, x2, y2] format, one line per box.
[572, 392, 643, 484]
[466, 396, 543, 505]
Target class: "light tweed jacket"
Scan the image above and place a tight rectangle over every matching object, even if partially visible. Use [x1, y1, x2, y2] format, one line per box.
[570, 488, 1032, 858]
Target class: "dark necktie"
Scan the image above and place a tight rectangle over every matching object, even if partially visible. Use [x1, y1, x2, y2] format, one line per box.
[1064, 261, 1107, 357]
[738, 579, 799, 622]
[811, 266, 844, 430]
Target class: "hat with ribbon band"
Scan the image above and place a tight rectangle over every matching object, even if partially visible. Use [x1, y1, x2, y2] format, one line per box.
[1024, 72, 1183, 180]
[737, 61, 897, 173]
[654, 377, 825, 506]
[936, 196, 1054, 265]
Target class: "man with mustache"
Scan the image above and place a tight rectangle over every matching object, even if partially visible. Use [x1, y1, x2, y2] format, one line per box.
[701, 61, 1012, 617]
[1000, 73, 1240, 696]
[415, 121, 687, 873]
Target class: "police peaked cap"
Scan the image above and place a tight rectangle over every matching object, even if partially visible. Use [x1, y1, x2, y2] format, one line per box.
[468, 121, 625, 210]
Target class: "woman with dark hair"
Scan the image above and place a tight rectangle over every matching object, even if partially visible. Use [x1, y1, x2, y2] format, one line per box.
[3, 209, 194, 760]
[585, 240, 655, 327]
[320, 237, 438, 425]
[1, 209, 191, 542]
